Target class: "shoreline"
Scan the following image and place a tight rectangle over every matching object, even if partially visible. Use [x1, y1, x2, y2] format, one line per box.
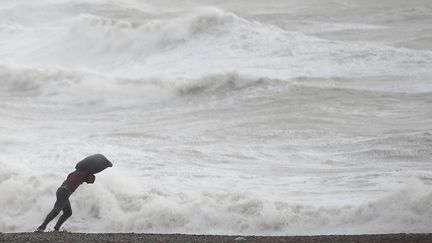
[1, 233, 431, 243]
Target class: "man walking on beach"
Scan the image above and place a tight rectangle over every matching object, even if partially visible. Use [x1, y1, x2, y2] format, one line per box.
[36, 154, 112, 232]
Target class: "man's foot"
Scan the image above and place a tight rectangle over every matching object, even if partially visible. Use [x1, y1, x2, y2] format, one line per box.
[34, 227, 45, 233]
[53, 228, 69, 233]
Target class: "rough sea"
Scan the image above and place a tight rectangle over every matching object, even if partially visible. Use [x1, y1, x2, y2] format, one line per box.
[1, 0, 431, 235]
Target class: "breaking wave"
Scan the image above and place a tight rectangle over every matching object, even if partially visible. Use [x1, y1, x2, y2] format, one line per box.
[0, 63, 279, 101]
[2, 62, 431, 109]
[0, 63, 84, 93]
[1, 156, 432, 234]
[58, 7, 258, 61]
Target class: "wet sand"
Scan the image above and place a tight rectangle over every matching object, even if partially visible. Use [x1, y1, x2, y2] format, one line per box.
[0, 233, 431, 243]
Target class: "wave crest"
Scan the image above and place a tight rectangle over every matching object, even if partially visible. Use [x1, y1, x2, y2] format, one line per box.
[0, 63, 83, 93]
[77, 14, 133, 30]
[0, 63, 279, 102]
[152, 7, 240, 45]
[64, 7, 262, 57]
[176, 72, 277, 96]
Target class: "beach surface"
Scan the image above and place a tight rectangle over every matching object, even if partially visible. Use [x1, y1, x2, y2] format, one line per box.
[1, 233, 431, 243]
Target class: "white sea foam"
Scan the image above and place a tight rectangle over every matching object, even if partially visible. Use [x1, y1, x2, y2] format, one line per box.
[2, 155, 432, 235]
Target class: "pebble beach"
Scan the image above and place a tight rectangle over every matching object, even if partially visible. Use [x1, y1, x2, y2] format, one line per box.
[1, 233, 432, 243]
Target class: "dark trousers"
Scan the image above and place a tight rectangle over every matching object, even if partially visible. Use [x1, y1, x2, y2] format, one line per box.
[39, 187, 73, 231]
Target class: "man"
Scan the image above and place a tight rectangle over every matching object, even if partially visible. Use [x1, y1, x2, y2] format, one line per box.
[36, 154, 112, 232]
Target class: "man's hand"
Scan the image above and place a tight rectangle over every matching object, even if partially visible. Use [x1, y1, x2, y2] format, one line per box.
[85, 174, 96, 184]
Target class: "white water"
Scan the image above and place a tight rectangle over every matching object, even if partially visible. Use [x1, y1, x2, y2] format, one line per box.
[1, 0, 432, 235]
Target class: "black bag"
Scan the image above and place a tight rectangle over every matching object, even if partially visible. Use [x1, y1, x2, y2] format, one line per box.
[75, 154, 113, 174]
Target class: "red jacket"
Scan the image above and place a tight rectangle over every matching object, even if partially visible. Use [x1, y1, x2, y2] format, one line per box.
[62, 170, 95, 192]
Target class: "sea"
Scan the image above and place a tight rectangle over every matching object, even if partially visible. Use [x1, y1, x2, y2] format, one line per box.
[0, 0, 431, 235]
